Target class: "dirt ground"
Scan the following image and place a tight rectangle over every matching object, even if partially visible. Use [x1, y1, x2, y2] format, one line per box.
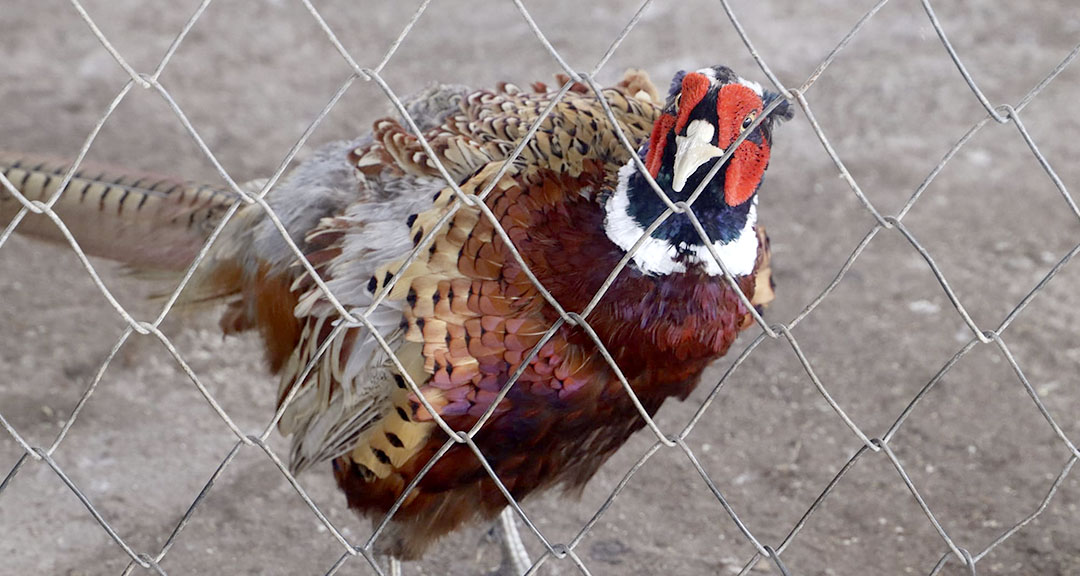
[2, 1, 1079, 575]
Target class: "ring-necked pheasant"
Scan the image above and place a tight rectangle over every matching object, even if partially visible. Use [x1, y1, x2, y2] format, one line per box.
[0, 65, 791, 572]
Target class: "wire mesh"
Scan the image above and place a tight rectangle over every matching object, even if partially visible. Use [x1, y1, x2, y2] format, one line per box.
[1, 1, 1078, 574]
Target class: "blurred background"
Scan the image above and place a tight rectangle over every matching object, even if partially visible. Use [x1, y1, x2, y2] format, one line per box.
[1, 1, 1079, 574]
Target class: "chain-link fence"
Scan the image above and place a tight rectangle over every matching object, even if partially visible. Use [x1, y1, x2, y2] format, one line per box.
[1, 1, 1078, 574]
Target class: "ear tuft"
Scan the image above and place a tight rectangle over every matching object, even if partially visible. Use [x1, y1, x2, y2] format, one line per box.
[763, 89, 794, 123]
[666, 70, 687, 102]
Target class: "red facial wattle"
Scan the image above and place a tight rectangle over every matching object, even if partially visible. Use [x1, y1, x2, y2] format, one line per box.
[725, 140, 770, 206]
[716, 83, 769, 206]
[673, 73, 710, 133]
[644, 113, 675, 178]
[645, 72, 711, 179]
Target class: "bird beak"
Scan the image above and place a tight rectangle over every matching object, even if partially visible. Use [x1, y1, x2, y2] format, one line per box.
[672, 119, 726, 193]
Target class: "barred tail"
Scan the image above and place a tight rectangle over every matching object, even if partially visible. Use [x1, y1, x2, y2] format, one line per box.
[0, 152, 241, 271]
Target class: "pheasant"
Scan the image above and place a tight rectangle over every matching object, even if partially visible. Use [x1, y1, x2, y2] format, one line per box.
[0, 65, 791, 573]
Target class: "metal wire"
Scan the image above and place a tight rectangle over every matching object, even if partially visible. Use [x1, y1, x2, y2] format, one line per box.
[1, 1, 1077, 575]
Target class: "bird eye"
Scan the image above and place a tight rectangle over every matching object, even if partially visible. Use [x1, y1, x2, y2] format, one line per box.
[741, 111, 758, 131]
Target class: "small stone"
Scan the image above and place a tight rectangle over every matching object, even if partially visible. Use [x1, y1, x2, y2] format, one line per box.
[907, 299, 940, 315]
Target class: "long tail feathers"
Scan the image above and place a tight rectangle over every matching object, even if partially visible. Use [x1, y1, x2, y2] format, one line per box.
[0, 152, 242, 271]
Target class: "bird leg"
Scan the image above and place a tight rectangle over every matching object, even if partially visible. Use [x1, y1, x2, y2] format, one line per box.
[497, 507, 532, 575]
[388, 556, 401, 576]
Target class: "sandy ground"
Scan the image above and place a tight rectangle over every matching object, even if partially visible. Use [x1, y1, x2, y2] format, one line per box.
[2, 1, 1079, 575]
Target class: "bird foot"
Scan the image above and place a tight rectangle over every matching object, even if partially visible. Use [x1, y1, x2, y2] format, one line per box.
[496, 507, 532, 575]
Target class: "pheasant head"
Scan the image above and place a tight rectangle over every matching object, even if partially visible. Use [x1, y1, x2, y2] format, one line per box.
[605, 65, 792, 277]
